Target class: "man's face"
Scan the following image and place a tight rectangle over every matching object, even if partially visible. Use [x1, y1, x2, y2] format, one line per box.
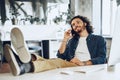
[71, 18, 86, 34]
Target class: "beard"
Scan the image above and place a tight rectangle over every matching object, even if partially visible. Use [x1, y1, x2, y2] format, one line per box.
[71, 24, 86, 36]
[75, 26, 86, 34]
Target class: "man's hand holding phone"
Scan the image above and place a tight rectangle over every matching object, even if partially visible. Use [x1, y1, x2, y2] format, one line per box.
[59, 29, 74, 54]
[63, 29, 72, 41]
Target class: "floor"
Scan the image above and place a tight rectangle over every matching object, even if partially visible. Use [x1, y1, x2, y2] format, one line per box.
[0, 63, 11, 73]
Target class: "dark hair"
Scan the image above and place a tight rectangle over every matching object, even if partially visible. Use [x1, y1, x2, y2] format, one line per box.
[70, 15, 93, 34]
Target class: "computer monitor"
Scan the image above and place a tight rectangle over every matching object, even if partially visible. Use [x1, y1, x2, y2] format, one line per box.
[107, 5, 120, 70]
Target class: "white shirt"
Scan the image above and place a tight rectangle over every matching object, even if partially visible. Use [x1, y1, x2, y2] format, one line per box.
[75, 37, 91, 61]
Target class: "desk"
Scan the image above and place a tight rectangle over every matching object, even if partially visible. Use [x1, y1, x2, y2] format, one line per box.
[0, 64, 120, 80]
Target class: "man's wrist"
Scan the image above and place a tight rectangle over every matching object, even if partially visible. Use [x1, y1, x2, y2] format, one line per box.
[62, 38, 68, 42]
[62, 40, 67, 42]
[63, 38, 68, 41]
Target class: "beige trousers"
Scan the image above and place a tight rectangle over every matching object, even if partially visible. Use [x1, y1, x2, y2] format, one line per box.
[31, 54, 78, 73]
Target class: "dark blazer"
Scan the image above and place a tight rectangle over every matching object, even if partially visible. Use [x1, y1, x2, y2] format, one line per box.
[57, 34, 107, 65]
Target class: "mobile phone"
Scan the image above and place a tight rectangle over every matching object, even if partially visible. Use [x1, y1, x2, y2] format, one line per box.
[71, 29, 76, 36]
[71, 26, 79, 36]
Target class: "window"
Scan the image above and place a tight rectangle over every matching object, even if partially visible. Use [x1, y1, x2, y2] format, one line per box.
[102, 0, 117, 37]
[4, 0, 70, 25]
[93, 0, 117, 37]
[46, 3, 69, 25]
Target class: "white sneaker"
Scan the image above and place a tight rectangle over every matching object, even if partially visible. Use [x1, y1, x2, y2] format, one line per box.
[4, 44, 26, 76]
[10, 27, 31, 63]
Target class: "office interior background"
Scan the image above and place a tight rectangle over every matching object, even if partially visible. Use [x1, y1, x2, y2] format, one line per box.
[0, 0, 120, 73]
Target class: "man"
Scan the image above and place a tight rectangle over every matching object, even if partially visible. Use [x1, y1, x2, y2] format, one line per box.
[57, 15, 106, 65]
[4, 15, 106, 76]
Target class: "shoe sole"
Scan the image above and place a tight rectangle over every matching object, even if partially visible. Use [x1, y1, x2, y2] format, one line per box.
[11, 27, 31, 63]
[4, 44, 20, 76]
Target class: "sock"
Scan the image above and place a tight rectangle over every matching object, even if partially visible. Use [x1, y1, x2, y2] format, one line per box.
[23, 62, 34, 73]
